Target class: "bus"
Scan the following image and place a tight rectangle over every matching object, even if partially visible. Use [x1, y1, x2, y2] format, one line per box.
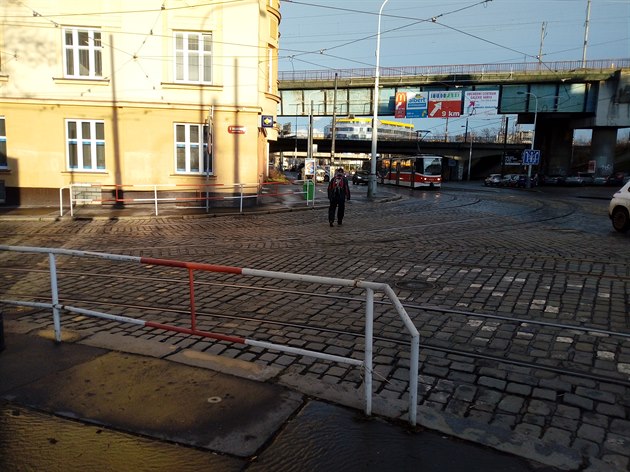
[378, 155, 443, 189]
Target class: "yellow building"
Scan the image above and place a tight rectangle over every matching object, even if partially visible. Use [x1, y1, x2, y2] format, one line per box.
[0, 0, 280, 207]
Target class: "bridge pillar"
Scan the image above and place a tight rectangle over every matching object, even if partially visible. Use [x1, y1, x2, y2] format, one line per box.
[591, 127, 618, 176]
[538, 118, 574, 176]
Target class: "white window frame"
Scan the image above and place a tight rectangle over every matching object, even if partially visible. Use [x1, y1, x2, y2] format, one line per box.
[66, 119, 106, 171]
[63, 27, 103, 79]
[174, 123, 211, 175]
[0, 116, 6, 168]
[174, 32, 212, 84]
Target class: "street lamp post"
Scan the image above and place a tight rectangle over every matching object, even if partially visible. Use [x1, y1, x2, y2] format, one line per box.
[518, 91, 538, 189]
[368, 0, 390, 199]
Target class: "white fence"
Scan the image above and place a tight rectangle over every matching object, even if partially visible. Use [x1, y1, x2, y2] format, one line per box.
[0, 245, 420, 425]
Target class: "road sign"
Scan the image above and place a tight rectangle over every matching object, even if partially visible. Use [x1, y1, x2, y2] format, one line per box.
[228, 125, 246, 134]
[522, 149, 541, 165]
[261, 115, 274, 128]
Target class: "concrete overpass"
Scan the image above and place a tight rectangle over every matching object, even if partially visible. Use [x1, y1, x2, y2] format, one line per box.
[276, 58, 630, 176]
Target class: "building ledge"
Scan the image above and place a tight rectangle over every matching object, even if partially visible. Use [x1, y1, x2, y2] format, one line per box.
[53, 77, 110, 86]
[161, 82, 223, 91]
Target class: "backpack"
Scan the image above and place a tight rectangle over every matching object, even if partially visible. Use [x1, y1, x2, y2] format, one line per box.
[331, 175, 344, 196]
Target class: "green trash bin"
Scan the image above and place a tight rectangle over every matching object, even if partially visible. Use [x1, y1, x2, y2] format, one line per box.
[303, 180, 314, 200]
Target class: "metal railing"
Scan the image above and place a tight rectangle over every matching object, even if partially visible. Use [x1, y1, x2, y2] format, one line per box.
[0, 245, 420, 425]
[279, 58, 630, 82]
[59, 179, 317, 217]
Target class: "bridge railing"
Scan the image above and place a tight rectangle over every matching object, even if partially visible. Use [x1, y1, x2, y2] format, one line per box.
[279, 58, 630, 82]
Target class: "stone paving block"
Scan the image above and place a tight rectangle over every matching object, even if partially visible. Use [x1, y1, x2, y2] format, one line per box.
[563, 393, 594, 411]
[578, 424, 606, 443]
[575, 386, 617, 404]
[542, 427, 572, 448]
[478, 376, 507, 391]
[497, 395, 524, 414]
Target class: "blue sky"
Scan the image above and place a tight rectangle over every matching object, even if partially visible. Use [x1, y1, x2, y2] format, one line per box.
[277, 0, 630, 138]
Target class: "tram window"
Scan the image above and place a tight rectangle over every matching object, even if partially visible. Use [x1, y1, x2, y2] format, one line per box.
[400, 159, 412, 172]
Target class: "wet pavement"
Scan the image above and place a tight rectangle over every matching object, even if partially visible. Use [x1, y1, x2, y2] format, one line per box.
[0, 330, 551, 471]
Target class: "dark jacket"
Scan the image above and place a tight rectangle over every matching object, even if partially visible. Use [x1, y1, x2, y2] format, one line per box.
[327, 174, 351, 201]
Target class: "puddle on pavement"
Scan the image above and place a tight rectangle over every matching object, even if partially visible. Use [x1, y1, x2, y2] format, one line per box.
[0, 403, 243, 472]
[249, 401, 549, 472]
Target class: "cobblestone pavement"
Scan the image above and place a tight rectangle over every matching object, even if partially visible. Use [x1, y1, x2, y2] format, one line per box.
[1, 183, 629, 471]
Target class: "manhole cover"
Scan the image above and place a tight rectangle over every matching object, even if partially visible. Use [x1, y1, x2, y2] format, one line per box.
[395, 280, 435, 291]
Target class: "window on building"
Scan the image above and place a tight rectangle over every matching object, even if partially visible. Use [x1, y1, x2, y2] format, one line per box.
[175, 32, 212, 83]
[66, 120, 105, 171]
[174, 123, 211, 174]
[63, 28, 103, 78]
[0, 117, 6, 168]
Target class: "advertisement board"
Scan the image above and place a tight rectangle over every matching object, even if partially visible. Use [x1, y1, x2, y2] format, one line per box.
[464, 91, 499, 115]
[428, 91, 462, 118]
[394, 92, 407, 118]
[406, 92, 428, 118]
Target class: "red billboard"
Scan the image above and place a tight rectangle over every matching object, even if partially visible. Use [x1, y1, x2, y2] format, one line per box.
[394, 92, 407, 118]
[428, 91, 462, 118]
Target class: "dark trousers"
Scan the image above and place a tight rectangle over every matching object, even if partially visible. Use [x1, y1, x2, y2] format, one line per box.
[328, 197, 346, 224]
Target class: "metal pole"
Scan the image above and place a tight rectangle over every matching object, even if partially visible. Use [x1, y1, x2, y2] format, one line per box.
[368, 0, 390, 199]
[465, 118, 471, 181]
[364, 288, 374, 417]
[49, 253, 61, 343]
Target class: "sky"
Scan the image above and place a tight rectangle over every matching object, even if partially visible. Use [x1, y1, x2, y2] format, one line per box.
[277, 0, 630, 138]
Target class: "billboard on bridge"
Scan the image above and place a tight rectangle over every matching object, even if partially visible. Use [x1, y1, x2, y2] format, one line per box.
[428, 91, 462, 118]
[464, 90, 499, 115]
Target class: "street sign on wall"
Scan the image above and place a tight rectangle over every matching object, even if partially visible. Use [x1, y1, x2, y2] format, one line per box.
[428, 91, 462, 118]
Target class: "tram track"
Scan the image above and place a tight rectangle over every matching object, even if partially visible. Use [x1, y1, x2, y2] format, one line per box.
[3, 289, 629, 388]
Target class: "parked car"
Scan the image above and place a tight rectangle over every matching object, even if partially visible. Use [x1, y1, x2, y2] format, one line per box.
[352, 170, 370, 185]
[515, 174, 537, 188]
[565, 172, 594, 186]
[593, 175, 609, 186]
[606, 172, 630, 187]
[484, 174, 502, 187]
[542, 174, 565, 185]
[500, 174, 517, 187]
[609, 180, 630, 233]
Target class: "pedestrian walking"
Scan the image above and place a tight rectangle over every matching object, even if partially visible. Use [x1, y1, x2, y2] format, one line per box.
[327, 168, 351, 226]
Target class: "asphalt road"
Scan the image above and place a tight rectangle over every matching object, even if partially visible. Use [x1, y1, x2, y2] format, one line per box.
[0, 182, 628, 471]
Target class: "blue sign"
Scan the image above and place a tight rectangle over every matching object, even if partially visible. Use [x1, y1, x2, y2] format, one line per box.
[522, 149, 541, 165]
[406, 93, 428, 118]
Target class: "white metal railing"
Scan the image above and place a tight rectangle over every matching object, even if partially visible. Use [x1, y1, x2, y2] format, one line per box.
[0, 245, 420, 425]
[59, 179, 316, 217]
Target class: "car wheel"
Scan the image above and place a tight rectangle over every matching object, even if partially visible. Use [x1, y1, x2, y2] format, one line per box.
[611, 207, 630, 233]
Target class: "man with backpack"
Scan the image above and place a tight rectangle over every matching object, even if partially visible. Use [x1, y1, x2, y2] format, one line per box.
[327, 168, 351, 227]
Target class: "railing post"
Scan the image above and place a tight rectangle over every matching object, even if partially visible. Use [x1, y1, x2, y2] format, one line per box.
[48, 253, 62, 343]
[239, 184, 244, 213]
[364, 287, 374, 417]
[69, 185, 75, 217]
[409, 334, 419, 426]
[153, 185, 159, 216]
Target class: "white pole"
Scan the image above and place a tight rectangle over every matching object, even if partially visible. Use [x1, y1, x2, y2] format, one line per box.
[369, 0, 390, 199]
[364, 288, 374, 417]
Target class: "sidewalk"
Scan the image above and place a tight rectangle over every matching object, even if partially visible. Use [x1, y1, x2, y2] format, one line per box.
[0, 182, 401, 222]
[0, 323, 555, 471]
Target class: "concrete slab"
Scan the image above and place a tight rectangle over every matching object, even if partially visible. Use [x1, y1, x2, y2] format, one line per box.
[4, 350, 304, 457]
[167, 348, 281, 382]
[0, 332, 107, 395]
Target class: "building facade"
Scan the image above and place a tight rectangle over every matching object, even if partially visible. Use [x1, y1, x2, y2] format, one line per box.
[0, 0, 280, 206]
